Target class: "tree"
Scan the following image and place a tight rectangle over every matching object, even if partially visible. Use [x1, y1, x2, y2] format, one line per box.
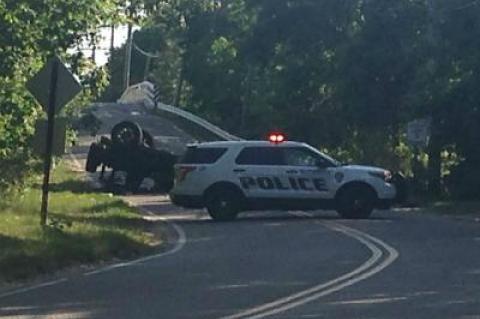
[0, 0, 119, 190]
[103, 0, 480, 198]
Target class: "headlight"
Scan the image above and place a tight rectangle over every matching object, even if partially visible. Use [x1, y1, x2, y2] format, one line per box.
[369, 170, 392, 182]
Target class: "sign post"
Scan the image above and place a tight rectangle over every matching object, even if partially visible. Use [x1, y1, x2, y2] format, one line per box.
[406, 117, 432, 194]
[32, 119, 67, 156]
[27, 55, 82, 226]
[39, 59, 59, 226]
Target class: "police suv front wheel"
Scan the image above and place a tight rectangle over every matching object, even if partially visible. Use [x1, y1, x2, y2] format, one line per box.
[336, 185, 375, 219]
[205, 189, 241, 221]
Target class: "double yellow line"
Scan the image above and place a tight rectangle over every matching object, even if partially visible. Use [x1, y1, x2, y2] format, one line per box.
[221, 214, 399, 319]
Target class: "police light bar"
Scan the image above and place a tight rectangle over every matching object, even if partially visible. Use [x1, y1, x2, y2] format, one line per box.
[268, 133, 285, 144]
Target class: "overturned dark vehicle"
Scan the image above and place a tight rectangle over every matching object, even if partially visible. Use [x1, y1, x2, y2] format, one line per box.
[86, 121, 178, 193]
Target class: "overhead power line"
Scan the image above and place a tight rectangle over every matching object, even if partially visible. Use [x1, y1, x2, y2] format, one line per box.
[132, 42, 161, 58]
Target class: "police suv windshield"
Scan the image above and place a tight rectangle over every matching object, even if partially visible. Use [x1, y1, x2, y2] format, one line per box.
[303, 144, 341, 167]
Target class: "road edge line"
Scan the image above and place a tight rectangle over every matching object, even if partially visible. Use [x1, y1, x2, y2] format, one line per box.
[67, 150, 188, 276]
[84, 205, 187, 276]
[0, 155, 188, 299]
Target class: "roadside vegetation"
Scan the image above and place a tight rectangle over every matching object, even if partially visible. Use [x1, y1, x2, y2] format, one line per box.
[0, 161, 157, 283]
[103, 0, 480, 204]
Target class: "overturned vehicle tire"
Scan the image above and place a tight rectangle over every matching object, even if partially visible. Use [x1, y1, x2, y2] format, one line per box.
[111, 121, 144, 147]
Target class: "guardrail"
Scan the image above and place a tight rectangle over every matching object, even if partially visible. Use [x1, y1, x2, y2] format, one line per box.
[118, 81, 243, 141]
[154, 102, 242, 141]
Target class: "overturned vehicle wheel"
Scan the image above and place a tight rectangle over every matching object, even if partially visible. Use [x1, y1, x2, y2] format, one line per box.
[111, 121, 143, 147]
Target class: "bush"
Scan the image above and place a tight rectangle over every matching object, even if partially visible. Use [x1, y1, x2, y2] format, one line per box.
[0, 151, 40, 194]
[445, 160, 480, 200]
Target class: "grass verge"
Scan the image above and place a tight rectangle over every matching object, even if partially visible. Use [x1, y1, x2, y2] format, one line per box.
[0, 161, 158, 283]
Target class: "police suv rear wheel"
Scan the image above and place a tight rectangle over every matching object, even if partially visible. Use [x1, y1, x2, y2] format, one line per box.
[336, 185, 375, 219]
[205, 189, 241, 221]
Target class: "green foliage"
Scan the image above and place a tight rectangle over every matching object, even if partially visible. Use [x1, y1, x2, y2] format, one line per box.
[0, 0, 117, 191]
[0, 162, 155, 282]
[102, 0, 480, 199]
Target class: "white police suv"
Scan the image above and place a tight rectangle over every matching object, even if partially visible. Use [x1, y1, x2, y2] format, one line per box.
[170, 137, 401, 221]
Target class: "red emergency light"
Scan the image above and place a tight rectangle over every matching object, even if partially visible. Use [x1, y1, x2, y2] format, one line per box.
[268, 133, 285, 144]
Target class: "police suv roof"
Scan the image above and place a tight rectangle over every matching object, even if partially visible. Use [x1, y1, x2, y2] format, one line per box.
[188, 140, 307, 148]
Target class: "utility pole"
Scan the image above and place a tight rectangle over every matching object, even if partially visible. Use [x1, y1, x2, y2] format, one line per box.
[110, 25, 115, 53]
[123, 2, 134, 91]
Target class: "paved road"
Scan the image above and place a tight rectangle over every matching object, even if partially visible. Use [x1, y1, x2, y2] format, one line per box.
[1, 103, 479, 318]
[1, 206, 479, 318]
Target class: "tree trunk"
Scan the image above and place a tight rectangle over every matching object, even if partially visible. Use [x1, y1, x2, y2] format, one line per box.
[174, 64, 184, 107]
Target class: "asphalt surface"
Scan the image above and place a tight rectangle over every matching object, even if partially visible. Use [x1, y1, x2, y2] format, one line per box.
[1, 103, 479, 318]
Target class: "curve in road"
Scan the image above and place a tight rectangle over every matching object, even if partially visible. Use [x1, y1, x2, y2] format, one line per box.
[221, 212, 399, 319]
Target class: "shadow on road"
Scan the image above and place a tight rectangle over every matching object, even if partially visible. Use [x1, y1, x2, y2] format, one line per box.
[136, 201, 397, 225]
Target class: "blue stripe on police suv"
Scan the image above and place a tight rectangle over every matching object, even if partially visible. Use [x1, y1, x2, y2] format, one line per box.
[239, 176, 327, 192]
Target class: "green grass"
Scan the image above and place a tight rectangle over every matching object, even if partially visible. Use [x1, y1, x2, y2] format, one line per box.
[0, 162, 158, 283]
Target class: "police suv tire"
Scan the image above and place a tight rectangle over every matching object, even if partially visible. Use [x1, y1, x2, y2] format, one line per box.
[336, 185, 375, 219]
[205, 189, 241, 221]
[111, 121, 143, 147]
[86, 143, 103, 173]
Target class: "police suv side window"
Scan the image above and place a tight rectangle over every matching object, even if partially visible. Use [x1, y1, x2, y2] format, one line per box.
[283, 147, 320, 167]
[235, 147, 283, 165]
[179, 147, 227, 164]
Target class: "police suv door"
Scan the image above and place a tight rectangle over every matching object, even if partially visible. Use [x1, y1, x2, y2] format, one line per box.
[234, 146, 285, 199]
[279, 147, 334, 200]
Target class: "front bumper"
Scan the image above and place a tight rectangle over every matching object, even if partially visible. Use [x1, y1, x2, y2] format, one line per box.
[391, 172, 408, 204]
[376, 173, 408, 208]
[376, 182, 397, 200]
